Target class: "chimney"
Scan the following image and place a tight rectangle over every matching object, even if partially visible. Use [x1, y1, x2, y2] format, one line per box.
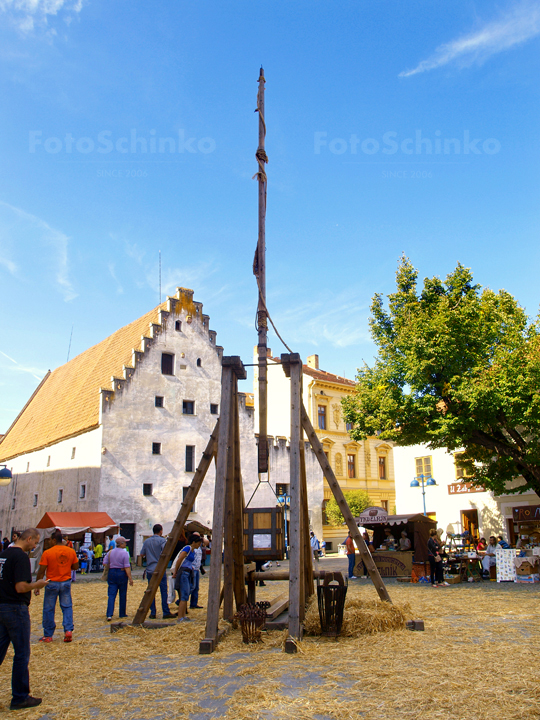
[307, 354, 319, 370]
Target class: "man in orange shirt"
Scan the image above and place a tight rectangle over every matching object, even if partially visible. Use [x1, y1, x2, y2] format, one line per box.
[34, 530, 78, 643]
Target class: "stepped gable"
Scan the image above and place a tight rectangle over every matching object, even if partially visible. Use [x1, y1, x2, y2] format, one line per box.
[0, 288, 215, 462]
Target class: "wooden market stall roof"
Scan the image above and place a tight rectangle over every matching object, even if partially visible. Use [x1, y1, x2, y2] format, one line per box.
[36, 511, 118, 533]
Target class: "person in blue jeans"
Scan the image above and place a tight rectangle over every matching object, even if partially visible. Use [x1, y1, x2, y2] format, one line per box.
[141, 524, 176, 619]
[172, 533, 203, 622]
[35, 530, 79, 642]
[103, 537, 133, 620]
[0, 528, 49, 710]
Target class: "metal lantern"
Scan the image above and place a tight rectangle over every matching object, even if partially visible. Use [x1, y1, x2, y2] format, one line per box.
[243, 506, 285, 562]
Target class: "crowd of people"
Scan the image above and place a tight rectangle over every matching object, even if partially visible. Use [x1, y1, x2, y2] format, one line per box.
[0, 523, 212, 710]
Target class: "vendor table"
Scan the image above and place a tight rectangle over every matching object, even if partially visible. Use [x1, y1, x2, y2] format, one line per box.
[355, 550, 413, 578]
[446, 555, 483, 582]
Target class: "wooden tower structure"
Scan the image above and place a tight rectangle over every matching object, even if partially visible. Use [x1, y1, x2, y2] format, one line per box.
[131, 69, 391, 652]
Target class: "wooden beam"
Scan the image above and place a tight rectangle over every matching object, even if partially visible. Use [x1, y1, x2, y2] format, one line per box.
[266, 592, 289, 620]
[222, 377, 235, 621]
[232, 382, 247, 609]
[300, 405, 392, 604]
[201, 365, 234, 651]
[132, 420, 219, 626]
[300, 439, 314, 604]
[287, 355, 303, 645]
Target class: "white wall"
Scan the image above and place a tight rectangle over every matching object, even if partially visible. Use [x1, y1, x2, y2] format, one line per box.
[0, 427, 103, 536]
[394, 443, 540, 539]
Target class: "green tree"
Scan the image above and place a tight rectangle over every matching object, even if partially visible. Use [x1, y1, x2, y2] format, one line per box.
[325, 490, 372, 526]
[342, 256, 540, 499]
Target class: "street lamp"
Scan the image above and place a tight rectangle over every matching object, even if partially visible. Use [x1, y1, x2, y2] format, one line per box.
[0, 466, 12, 487]
[410, 474, 436, 516]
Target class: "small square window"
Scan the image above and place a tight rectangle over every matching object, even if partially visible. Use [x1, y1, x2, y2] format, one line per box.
[46, 456, 51, 467]
[143, 483, 153, 496]
[26, 462, 30, 473]
[79, 484, 86, 499]
[155, 396, 164, 408]
[161, 353, 174, 375]
[186, 445, 195, 472]
[152, 443, 161, 455]
[183, 400, 195, 415]
[33, 493, 38, 507]
[71, 447, 76, 460]
[175, 320, 182, 331]
[196, 358, 202, 367]
[210, 403, 218, 415]
[57, 489, 63, 503]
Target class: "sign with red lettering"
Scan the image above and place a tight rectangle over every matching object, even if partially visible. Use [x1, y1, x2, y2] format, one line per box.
[512, 506, 540, 522]
[447, 482, 485, 495]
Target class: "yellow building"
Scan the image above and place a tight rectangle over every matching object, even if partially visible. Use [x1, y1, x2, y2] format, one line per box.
[255, 351, 396, 551]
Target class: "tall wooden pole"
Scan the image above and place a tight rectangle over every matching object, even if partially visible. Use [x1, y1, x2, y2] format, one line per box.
[255, 67, 269, 474]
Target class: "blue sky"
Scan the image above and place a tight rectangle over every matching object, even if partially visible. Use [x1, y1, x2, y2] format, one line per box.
[1, 0, 539, 432]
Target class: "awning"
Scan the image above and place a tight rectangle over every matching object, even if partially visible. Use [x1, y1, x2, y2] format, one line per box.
[36, 512, 118, 535]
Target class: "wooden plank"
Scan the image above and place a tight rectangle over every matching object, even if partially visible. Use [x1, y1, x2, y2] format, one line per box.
[300, 439, 314, 604]
[202, 366, 234, 648]
[132, 420, 219, 626]
[300, 405, 392, 604]
[222, 377, 235, 622]
[266, 592, 289, 620]
[287, 355, 303, 640]
[232, 382, 247, 609]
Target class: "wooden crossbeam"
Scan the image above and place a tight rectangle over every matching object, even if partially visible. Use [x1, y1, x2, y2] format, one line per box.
[300, 405, 392, 604]
[132, 419, 220, 626]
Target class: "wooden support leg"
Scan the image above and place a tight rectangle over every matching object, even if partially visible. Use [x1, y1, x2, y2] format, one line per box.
[300, 405, 392, 604]
[201, 367, 234, 651]
[200, 357, 247, 654]
[286, 355, 303, 650]
[133, 420, 219, 626]
[222, 379, 236, 622]
[232, 383, 247, 609]
[300, 439, 314, 604]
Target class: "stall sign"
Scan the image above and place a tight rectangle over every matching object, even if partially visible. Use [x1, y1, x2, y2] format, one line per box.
[84, 532, 92, 544]
[355, 552, 412, 577]
[447, 482, 485, 495]
[356, 507, 388, 524]
[512, 506, 540, 522]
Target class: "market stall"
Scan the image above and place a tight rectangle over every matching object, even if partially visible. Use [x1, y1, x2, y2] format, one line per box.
[36, 511, 118, 553]
[353, 509, 436, 578]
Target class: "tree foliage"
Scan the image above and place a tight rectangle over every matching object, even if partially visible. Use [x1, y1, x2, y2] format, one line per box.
[325, 490, 372, 526]
[342, 256, 540, 498]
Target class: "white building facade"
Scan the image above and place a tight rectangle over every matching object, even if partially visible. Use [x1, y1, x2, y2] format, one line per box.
[394, 444, 540, 542]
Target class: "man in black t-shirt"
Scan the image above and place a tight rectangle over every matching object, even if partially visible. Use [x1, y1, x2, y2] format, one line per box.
[0, 527, 49, 710]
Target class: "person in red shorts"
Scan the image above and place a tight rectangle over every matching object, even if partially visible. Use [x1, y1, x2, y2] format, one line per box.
[34, 530, 78, 642]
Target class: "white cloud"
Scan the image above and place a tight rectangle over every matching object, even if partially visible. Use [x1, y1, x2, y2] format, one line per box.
[0, 0, 85, 33]
[108, 262, 124, 295]
[0, 350, 45, 381]
[0, 201, 77, 301]
[400, 1, 540, 77]
[0, 254, 17, 274]
[266, 288, 371, 351]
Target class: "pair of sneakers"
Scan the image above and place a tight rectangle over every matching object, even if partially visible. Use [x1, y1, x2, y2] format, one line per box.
[39, 631, 72, 643]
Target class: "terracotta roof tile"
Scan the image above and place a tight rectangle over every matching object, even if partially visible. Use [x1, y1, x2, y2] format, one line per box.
[302, 365, 355, 387]
[0, 303, 168, 462]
